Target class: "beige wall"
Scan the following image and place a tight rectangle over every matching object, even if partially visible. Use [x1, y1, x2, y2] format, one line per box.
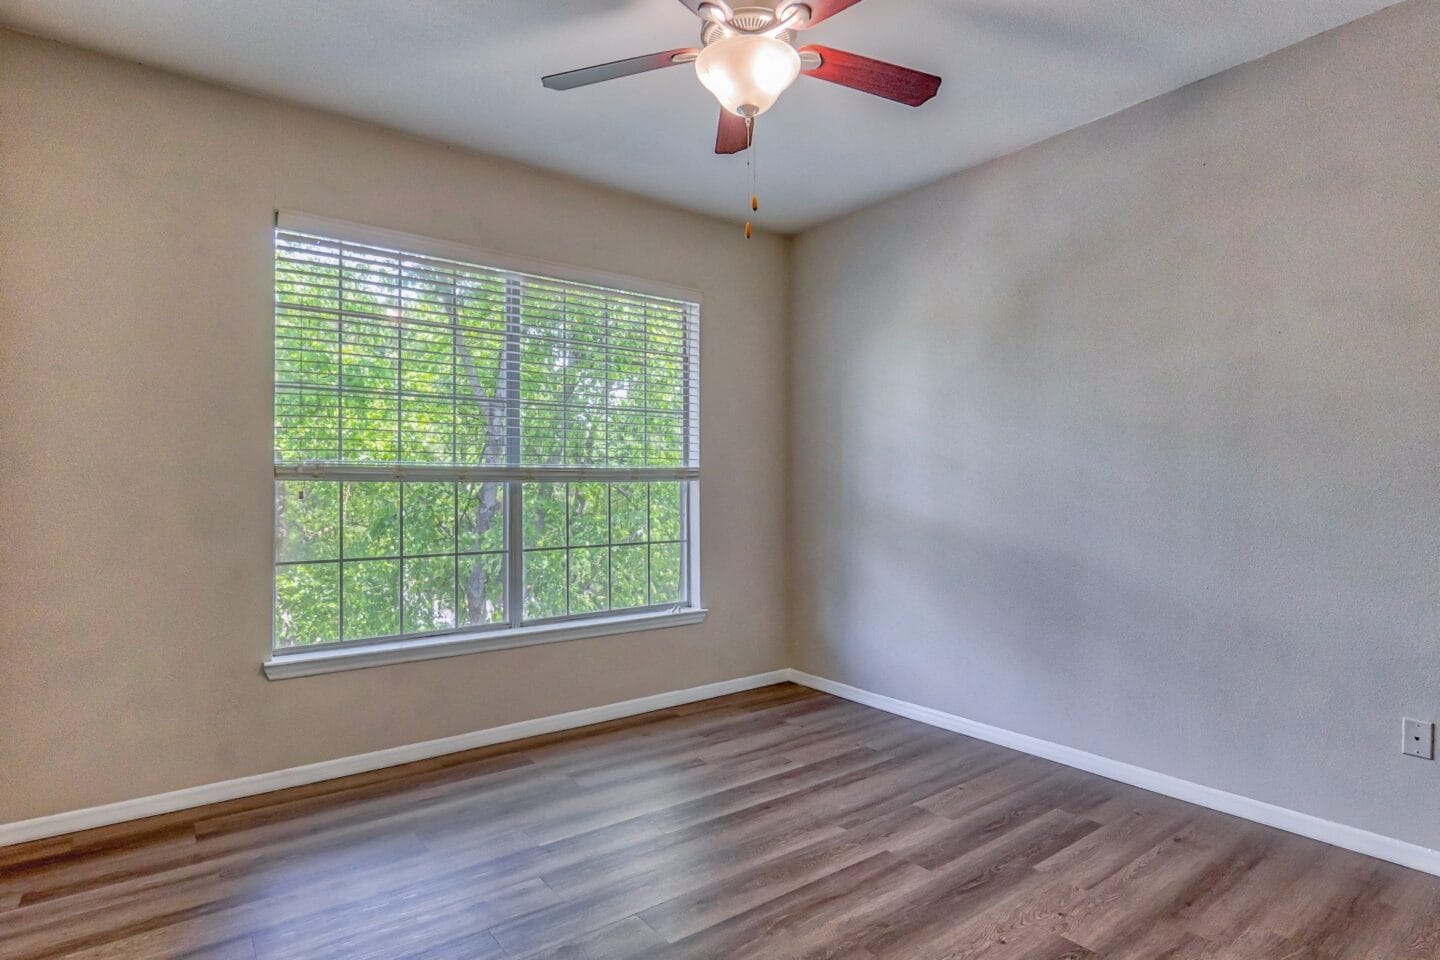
[0, 30, 789, 822]
[790, 0, 1440, 850]
[5, 0, 1437, 854]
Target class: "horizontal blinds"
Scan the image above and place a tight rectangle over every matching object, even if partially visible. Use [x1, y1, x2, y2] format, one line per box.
[274, 230, 699, 479]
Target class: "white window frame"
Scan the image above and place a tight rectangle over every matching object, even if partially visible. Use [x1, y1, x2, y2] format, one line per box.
[264, 213, 705, 680]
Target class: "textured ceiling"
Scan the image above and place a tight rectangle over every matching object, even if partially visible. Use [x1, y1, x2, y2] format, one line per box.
[0, 0, 1401, 231]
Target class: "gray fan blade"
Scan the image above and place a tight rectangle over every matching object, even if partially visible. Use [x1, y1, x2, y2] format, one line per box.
[542, 49, 698, 90]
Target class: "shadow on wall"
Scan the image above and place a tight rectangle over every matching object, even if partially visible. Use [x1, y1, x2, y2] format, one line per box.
[810, 488, 1307, 768]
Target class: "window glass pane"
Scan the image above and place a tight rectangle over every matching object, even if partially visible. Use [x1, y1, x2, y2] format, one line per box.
[275, 238, 339, 310]
[401, 396, 455, 463]
[456, 328, 504, 388]
[459, 553, 506, 626]
[520, 335, 566, 405]
[403, 556, 456, 633]
[275, 481, 339, 563]
[524, 482, 566, 550]
[342, 482, 399, 559]
[276, 311, 338, 387]
[524, 550, 566, 620]
[344, 560, 400, 640]
[404, 483, 456, 556]
[610, 483, 647, 544]
[611, 544, 648, 610]
[455, 396, 498, 465]
[567, 338, 606, 410]
[646, 415, 684, 467]
[275, 562, 339, 647]
[458, 482, 505, 553]
[274, 388, 338, 462]
[341, 320, 398, 392]
[341, 392, 399, 462]
[608, 411, 645, 467]
[566, 408, 605, 466]
[647, 354, 683, 413]
[568, 482, 608, 547]
[520, 405, 564, 465]
[399, 319, 456, 396]
[457, 278, 505, 333]
[513, 480, 691, 621]
[650, 542, 683, 605]
[569, 546, 609, 614]
[609, 355, 643, 410]
[342, 251, 399, 314]
[650, 482, 681, 542]
[609, 301, 646, 353]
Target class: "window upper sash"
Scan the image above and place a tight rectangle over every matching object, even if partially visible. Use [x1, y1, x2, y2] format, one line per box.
[273, 219, 700, 476]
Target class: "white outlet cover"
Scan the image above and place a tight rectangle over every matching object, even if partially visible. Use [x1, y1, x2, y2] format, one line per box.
[1402, 718, 1435, 760]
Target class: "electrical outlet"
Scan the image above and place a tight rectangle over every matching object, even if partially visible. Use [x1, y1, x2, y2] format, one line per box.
[1402, 719, 1435, 760]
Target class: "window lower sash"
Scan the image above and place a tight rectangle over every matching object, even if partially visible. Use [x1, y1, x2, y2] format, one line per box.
[272, 477, 702, 664]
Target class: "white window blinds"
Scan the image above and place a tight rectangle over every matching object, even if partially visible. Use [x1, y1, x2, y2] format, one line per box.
[274, 224, 700, 480]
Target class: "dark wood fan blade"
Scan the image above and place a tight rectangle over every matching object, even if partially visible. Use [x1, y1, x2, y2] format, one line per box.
[799, 45, 941, 106]
[715, 108, 750, 154]
[542, 49, 698, 90]
[783, 0, 866, 28]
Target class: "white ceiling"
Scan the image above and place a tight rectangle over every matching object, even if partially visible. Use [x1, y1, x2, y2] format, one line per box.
[0, 0, 1399, 232]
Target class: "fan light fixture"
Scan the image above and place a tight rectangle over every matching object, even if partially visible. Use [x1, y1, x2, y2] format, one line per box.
[541, 1, 943, 238]
[694, 34, 801, 117]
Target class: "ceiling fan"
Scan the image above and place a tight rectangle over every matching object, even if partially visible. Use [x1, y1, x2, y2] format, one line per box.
[541, 0, 942, 156]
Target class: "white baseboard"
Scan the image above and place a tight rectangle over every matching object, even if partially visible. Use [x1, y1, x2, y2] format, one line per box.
[782, 669, 1440, 878]
[10, 667, 1438, 879]
[0, 670, 790, 849]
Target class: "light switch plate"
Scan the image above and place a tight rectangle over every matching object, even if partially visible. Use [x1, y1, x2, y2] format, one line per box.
[1402, 718, 1435, 760]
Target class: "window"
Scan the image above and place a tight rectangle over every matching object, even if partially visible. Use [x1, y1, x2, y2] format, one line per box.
[270, 215, 700, 670]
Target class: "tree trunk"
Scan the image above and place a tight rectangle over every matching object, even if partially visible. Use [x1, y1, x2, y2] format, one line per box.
[458, 332, 509, 621]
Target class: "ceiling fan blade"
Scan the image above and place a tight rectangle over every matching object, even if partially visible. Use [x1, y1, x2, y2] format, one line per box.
[784, 0, 866, 28]
[799, 45, 941, 106]
[542, 49, 698, 91]
[715, 108, 751, 154]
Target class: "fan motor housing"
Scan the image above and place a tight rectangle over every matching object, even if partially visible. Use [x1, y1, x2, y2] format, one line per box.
[701, 7, 795, 47]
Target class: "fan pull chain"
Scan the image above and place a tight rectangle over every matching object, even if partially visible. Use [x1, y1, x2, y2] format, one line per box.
[744, 116, 756, 239]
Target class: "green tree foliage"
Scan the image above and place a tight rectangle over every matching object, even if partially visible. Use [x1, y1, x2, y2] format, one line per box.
[273, 234, 691, 647]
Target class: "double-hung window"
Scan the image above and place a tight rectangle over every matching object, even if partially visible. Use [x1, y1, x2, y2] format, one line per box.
[268, 214, 701, 675]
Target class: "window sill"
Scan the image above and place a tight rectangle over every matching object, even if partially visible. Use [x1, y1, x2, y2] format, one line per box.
[263, 608, 708, 680]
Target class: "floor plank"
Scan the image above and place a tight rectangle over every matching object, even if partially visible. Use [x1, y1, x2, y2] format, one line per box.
[2, 683, 1436, 960]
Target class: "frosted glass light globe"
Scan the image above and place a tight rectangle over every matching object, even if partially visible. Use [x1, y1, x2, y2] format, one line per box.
[695, 35, 801, 117]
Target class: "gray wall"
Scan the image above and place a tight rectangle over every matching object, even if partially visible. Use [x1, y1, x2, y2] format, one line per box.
[789, 0, 1440, 850]
[0, 30, 789, 822]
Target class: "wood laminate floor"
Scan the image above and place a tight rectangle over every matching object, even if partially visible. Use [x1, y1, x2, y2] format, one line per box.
[2, 683, 1438, 959]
